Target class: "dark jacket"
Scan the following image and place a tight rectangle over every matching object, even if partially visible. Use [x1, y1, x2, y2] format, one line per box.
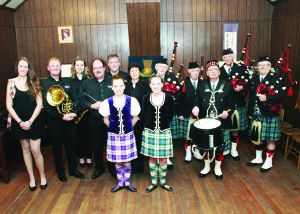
[195, 79, 234, 129]
[105, 70, 131, 83]
[177, 76, 202, 118]
[142, 93, 175, 132]
[41, 76, 80, 119]
[78, 76, 114, 119]
[72, 75, 90, 111]
[248, 71, 285, 117]
[219, 62, 249, 107]
[124, 79, 151, 117]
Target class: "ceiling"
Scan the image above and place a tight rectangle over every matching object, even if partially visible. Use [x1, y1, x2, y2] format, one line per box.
[0, 0, 26, 11]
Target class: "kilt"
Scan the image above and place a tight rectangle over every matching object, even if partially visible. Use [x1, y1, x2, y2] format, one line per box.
[177, 117, 190, 139]
[222, 129, 231, 152]
[248, 112, 281, 141]
[107, 132, 138, 162]
[141, 129, 173, 158]
[236, 106, 248, 131]
[170, 115, 180, 139]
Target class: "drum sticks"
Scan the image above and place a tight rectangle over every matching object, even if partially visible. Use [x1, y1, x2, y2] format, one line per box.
[198, 109, 231, 126]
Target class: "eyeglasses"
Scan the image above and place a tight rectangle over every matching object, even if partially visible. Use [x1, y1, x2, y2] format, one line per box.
[207, 68, 219, 71]
[258, 64, 271, 67]
[93, 67, 105, 70]
[156, 65, 168, 68]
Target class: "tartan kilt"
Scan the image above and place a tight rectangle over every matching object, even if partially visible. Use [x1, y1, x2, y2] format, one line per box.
[222, 129, 231, 152]
[106, 132, 138, 162]
[236, 106, 248, 130]
[249, 112, 281, 141]
[177, 117, 190, 139]
[170, 115, 180, 139]
[141, 129, 173, 158]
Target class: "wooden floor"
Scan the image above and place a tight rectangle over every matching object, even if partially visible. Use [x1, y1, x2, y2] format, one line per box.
[1, 135, 300, 214]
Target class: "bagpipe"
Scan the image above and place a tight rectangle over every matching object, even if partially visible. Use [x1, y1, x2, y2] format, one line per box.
[255, 45, 297, 113]
[239, 33, 257, 75]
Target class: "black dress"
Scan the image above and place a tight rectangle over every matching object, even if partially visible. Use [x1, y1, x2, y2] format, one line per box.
[10, 87, 45, 140]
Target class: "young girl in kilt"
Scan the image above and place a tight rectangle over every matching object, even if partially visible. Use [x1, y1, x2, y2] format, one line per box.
[99, 74, 140, 192]
[141, 75, 175, 193]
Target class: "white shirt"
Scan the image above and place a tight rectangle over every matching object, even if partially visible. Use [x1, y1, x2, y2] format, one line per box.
[210, 80, 219, 91]
[190, 79, 198, 88]
[224, 64, 233, 75]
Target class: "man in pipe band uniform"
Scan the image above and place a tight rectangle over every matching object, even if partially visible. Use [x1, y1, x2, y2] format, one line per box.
[105, 54, 131, 83]
[192, 60, 234, 180]
[155, 57, 180, 170]
[41, 57, 84, 182]
[247, 56, 285, 172]
[177, 61, 204, 164]
[78, 58, 115, 179]
[219, 48, 249, 160]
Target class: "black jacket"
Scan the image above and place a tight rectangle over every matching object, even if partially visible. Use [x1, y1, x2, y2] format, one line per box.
[195, 79, 234, 129]
[248, 71, 285, 117]
[177, 77, 202, 118]
[105, 70, 131, 83]
[124, 79, 151, 117]
[41, 76, 80, 119]
[142, 93, 175, 132]
[78, 76, 114, 119]
[219, 62, 249, 107]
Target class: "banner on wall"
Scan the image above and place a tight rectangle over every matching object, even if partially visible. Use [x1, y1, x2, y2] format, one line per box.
[223, 23, 239, 61]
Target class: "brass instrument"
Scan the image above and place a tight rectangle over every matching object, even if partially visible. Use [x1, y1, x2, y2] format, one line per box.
[46, 85, 74, 115]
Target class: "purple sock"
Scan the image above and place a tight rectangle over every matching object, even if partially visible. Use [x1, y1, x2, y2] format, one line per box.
[123, 162, 131, 186]
[115, 163, 124, 187]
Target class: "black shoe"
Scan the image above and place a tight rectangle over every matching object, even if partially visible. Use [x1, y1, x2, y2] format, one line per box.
[40, 182, 48, 190]
[69, 170, 85, 179]
[199, 171, 210, 178]
[215, 174, 223, 180]
[125, 185, 137, 192]
[231, 155, 240, 161]
[247, 162, 263, 167]
[92, 169, 105, 179]
[160, 183, 173, 192]
[260, 167, 272, 172]
[146, 184, 158, 193]
[29, 182, 36, 191]
[167, 164, 174, 170]
[111, 185, 124, 193]
[58, 173, 67, 182]
[79, 163, 85, 168]
[108, 168, 117, 178]
[87, 163, 93, 168]
[185, 160, 191, 164]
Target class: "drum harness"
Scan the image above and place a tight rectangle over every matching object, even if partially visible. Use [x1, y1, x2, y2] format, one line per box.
[192, 81, 226, 163]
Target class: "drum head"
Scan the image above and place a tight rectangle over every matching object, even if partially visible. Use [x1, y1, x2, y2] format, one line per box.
[194, 118, 221, 130]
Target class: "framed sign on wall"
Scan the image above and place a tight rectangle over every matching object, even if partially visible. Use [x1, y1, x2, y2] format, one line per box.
[58, 26, 74, 44]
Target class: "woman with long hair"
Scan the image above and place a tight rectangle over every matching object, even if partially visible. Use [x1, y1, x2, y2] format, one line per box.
[70, 56, 92, 168]
[6, 57, 47, 191]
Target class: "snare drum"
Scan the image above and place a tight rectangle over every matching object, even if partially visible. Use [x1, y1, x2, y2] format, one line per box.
[189, 118, 222, 150]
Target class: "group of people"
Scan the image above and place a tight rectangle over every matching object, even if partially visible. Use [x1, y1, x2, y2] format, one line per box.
[6, 49, 285, 193]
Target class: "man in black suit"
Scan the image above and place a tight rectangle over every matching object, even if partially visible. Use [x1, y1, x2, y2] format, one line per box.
[192, 60, 234, 180]
[219, 48, 249, 161]
[177, 61, 204, 164]
[41, 57, 84, 182]
[105, 54, 131, 83]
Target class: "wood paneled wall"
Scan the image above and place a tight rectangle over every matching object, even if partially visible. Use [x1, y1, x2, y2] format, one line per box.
[160, 0, 273, 69]
[127, 2, 161, 56]
[0, 9, 18, 107]
[271, 0, 300, 128]
[14, 0, 130, 77]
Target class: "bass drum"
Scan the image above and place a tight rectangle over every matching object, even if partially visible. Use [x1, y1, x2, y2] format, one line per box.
[189, 118, 223, 150]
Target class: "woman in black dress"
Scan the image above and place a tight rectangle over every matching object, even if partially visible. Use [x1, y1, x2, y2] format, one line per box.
[6, 57, 46, 191]
[70, 56, 92, 168]
[124, 62, 151, 173]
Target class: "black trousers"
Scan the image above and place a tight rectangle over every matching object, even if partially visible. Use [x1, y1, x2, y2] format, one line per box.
[46, 116, 77, 174]
[76, 113, 92, 159]
[89, 116, 114, 170]
[133, 119, 144, 160]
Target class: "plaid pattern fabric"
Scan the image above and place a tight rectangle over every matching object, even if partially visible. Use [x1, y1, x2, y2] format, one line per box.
[177, 117, 190, 139]
[222, 129, 231, 152]
[107, 132, 137, 162]
[141, 129, 173, 158]
[249, 112, 281, 141]
[170, 115, 179, 139]
[237, 106, 248, 130]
